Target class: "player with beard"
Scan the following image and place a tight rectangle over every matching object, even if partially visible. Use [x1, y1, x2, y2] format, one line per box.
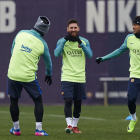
[54, 19, 93, 133]
[96, 16, 140, 133]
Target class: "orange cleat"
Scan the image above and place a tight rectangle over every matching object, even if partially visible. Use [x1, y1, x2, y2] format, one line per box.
[72, 127, 82, 133]
[65, 125, 73, 133]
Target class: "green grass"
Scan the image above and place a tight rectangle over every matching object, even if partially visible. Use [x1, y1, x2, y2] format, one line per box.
[0, 105, 140, 140]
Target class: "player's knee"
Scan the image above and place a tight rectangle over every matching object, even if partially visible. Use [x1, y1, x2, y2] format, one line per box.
[128, 97, 136, 104]
[128, 95, 136, 102]
[37, 95, 42, 102]
[127, 93, 137, 103]
[76, 101, 82, 107]
[65, 97, 72, 105]
[74, 100, 82, 108]
[32, 95, 42, 104]
[10, 96, 18, 105]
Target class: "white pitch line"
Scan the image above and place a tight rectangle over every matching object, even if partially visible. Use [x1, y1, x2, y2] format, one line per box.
[48, 114, 105, 120]
[0, 111, 9, 114]
[0, 111, 32, 115]
[0, 111, 128, 121]
[80, 116, 105, 120]
[0, 111, 105, 121]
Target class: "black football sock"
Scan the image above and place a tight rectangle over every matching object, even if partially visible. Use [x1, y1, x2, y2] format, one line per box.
[32, 95, 43, 122]
[10, 96, 19, 122]
[73, 100, 82, 118]
[64, 97, 72, 118]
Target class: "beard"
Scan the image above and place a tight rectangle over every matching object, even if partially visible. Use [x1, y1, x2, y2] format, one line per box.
[69, 31, 78, 37]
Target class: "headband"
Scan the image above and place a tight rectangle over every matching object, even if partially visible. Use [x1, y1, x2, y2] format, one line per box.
[133, 19, 140, 25]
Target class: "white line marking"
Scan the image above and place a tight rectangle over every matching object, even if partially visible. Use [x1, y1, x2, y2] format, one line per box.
[48, 114, 105, 120]
[0, 111, 127, 121]
[0, 111, 105, 121]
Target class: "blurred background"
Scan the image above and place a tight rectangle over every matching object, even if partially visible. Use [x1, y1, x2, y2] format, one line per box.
[0, 0, 140, 105]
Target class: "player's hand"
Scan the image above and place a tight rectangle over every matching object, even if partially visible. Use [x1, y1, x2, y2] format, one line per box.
[75, 35, 82, 44]
[64, 33, 71, 41]
[96, 57, 102, 64]
[69, 35, 82, 44]
[45, 75, 52, 85]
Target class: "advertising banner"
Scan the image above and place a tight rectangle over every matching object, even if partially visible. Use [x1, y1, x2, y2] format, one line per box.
[0, 0, 140, 104]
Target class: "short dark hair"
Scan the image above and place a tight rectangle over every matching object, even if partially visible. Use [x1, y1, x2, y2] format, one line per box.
[134, 16, 140, 20]
[67, 19, 79, 27]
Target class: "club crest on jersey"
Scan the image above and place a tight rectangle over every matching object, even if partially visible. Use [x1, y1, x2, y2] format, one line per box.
[62, 92, 64, 95]
[78, 44, 81, 48]
[131, 79, 134, 82]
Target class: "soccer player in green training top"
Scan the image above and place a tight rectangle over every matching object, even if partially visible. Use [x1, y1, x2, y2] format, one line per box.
[7, 16, 52, 136]
[54, 19, 93, 133]
[96, 16, 140, 133]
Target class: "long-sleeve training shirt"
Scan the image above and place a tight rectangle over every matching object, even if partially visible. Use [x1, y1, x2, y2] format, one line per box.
[8, 29, 52, 82]
[101, 34, 140, 78]
[54, 37, 93, 83]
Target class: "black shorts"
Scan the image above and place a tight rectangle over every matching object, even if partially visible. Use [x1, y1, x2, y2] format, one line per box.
[61, 81, 86, 100]
[127, 78, 140, 101]
[7, 78, 42, 98]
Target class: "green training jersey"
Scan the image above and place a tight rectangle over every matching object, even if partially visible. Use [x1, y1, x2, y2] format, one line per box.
[101, 34, 140, 78]
[8, 29, 52, 82]
[54, 37, 93, 83]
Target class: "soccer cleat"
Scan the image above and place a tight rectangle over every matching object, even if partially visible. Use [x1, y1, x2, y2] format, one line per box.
[65, 125, 73, 133]
[72, 127, 82, 133]
[127, 118, 138, 133]
[10, 127, 21, 136]
[35, 129, 49, 136]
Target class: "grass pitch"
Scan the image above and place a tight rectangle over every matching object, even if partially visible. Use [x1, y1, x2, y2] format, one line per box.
[0, 105, 140, 140]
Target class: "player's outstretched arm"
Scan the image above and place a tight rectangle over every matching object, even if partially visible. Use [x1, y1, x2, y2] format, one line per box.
[96, 35, 129, 64]
[96, 48, 128, 64]
[54, 38, 67, 57]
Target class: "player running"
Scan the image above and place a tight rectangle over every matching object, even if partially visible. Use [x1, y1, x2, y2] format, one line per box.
[54, 19, 93, 133]
[96, 16, 140, 133]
